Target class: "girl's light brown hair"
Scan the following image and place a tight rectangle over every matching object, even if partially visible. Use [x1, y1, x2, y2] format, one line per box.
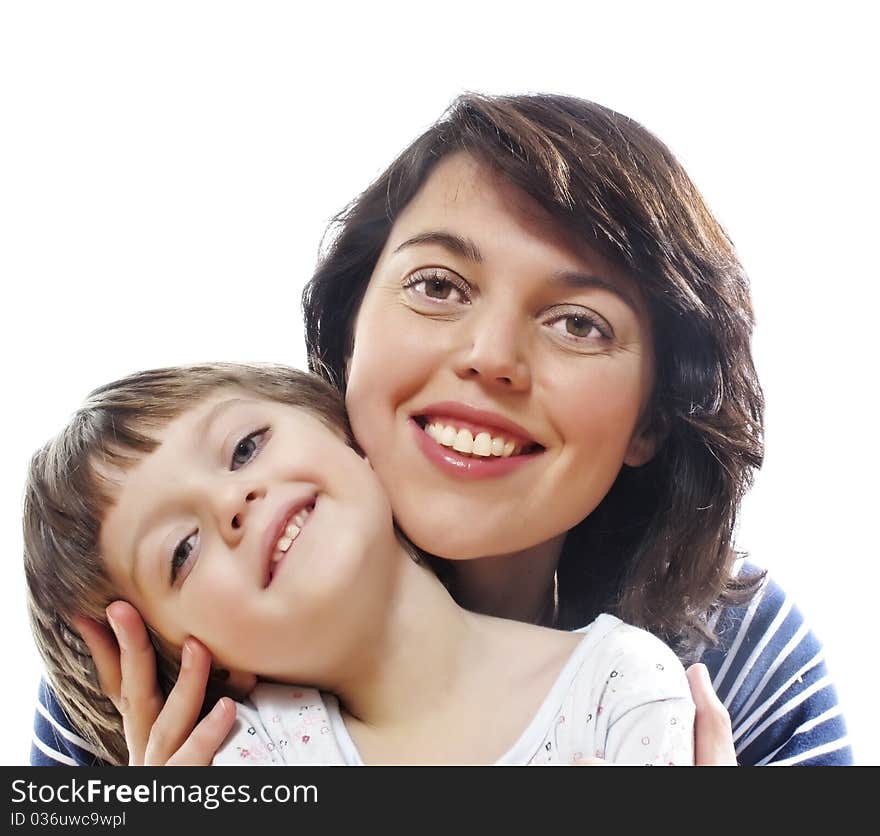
[23, 363, 351, 765]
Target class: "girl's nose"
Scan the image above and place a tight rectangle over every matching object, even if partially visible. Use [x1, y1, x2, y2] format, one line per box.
[215, 483, 266, 542]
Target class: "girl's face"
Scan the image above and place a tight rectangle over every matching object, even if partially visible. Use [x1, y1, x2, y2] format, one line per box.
[346, 153, 657, 560]
[99, 391, 398, 682]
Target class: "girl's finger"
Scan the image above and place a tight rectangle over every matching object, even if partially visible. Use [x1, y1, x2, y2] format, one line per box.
[106, 601, 165, 765]
[143, 637, 214, 765]
[163, 698, 237, 766]
[71, 615, 123, 707]
[686, 663, 738, 766]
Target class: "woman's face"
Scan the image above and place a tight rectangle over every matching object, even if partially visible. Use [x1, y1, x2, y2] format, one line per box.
[345, 153, 656, 560]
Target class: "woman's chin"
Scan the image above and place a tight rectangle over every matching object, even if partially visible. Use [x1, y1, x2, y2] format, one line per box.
[406, 524, 563, 564]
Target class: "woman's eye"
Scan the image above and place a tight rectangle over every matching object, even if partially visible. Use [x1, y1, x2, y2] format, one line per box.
[563, 315, 602, 338]
[171, 531, 198, 584]
[546, 311, 612, 343]
[230, 428, 269, 470]
[403, 270, 470, 305]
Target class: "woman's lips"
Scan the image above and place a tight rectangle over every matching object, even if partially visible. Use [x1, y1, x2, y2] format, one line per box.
[413, 401, 537, 445]
[409, 418, 542, 480]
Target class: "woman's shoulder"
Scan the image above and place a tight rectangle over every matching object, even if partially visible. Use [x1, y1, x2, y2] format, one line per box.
[31, 678, 108, 766]
[697, 560, 853, 765]
[701, 560, 818, 678]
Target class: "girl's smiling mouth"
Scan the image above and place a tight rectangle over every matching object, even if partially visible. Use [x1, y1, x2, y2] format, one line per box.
[265, 499, 316, 585]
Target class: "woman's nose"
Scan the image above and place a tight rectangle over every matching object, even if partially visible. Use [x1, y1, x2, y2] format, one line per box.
[452, 310, 531, 391]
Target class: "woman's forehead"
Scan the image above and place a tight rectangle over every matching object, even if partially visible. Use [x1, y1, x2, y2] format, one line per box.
[387, 151, 647, 308]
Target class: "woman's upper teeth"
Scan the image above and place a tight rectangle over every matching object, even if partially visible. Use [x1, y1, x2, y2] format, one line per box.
[426, 421, 520, 457]
[274, 507, 311, 557]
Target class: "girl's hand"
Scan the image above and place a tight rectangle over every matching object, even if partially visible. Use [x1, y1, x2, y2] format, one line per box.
[686, 662, 738, 766]
[73, 601, 235, 765]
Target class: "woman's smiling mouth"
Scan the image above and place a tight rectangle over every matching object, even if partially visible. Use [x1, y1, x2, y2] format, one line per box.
[410, 405, 544, 479]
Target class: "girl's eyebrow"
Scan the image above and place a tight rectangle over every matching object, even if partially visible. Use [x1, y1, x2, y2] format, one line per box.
[190, 397, 255, 445]
[394, 231, 483, 264]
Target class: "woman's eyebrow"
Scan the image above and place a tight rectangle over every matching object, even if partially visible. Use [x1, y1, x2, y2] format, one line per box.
[551, 271, 640, 312]
[394, 231, 483, 264]
[393, 233, 640, 311]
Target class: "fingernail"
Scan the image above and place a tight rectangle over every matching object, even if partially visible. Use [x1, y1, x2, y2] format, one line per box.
[213, 698, 231, 718]
[181, 640, 193, 667]
[105, 609, 119, 636]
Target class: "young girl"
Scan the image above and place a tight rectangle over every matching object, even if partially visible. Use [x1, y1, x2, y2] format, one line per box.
[24, 363, 694, 766]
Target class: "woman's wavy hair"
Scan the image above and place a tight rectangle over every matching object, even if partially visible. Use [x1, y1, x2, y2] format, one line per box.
[303, 92, 765, 656]
[23, 363, 352, 764]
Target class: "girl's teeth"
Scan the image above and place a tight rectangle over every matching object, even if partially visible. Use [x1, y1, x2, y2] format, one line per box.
[275, 507, 312, 556]
[426, 421, 523, 458]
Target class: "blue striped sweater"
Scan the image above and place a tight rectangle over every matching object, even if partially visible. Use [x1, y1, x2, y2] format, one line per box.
[29, 569, 853, 766]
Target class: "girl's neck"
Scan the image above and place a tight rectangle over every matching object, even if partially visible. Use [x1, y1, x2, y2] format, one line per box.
[272, 534, 566, 735]
[279, 537, 487, 727]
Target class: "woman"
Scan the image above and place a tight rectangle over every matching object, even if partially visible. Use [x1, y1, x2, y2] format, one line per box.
[32, 92, 851, 766]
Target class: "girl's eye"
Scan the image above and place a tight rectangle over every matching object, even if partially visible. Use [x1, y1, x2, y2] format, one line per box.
[230, 428, 269, 470]
[170, 531, 198, 584]
[403, 269, 470, 305]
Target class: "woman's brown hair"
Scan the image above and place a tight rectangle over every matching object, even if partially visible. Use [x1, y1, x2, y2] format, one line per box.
[23, 363, 351, 764]
[303, 92, 765, 655]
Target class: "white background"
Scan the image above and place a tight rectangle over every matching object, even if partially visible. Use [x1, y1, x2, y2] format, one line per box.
[1, 1, 877, 765]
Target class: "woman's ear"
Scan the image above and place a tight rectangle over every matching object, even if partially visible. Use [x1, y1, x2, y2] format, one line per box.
[623, 413, 667, 467]
[623, 431, 657, 467]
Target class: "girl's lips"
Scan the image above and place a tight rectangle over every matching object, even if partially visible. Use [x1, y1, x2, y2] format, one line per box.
[262, 496, 316, 587]
[409, 418, 542, 480]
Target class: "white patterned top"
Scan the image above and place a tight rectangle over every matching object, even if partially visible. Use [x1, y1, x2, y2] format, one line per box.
[213, 614, 695, 766]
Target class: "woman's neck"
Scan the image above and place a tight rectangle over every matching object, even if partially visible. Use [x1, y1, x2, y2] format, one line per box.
[442, 535, 565, 626]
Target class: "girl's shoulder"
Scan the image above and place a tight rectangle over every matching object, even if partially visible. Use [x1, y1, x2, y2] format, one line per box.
[570, 613, 692, 701]
[214, 683, 348, 766]
[575, 613, 686, 668]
